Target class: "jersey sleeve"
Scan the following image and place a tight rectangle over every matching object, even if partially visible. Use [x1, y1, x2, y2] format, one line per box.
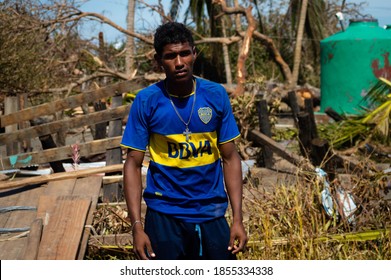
[120, 93, 149, 151]
[217, 90, 240, 144]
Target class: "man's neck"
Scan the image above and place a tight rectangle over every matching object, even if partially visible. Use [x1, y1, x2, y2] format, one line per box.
[165, 78, 194, 97]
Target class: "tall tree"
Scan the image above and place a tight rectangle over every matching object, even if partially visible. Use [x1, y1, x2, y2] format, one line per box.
[291, 0, 308, 89]
[284, 0, 327, 87]
[126, 0, 136, 77]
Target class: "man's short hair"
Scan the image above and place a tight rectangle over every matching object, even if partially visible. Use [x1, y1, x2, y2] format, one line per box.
[154, 22, 194, 56]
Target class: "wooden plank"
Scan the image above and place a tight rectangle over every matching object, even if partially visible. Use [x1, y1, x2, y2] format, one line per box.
[35, 195, 58, 227]
[0, 185, 44, 260]
[0, 188, 22, 260]
[0, 163, 123, 190]
[72, 176, 102, 259]
[20, 218, 43, 260]
[44, 179, 77, 196]
[0, 79, 144, 128]
[36, 184, 83, 227]
[103, 175, 123, 184]
[0, 188, 21, 228]
[248, 129, 314, 172]
[1, 136, 122, 170]
[0, 105, 130, 145]
[37, 196, 91, 260]
[1, 186, 42, 229]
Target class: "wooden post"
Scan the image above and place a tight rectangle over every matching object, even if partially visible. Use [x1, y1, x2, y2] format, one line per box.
[94, 32, 109, 141]
[257, 99, 273, 168]
[30, 119, 65, 173]
[38, 135, 66, 173]
[310, 137, 336, 180]
[288, 91, 300, 126]
[310, 138, 328, 167]
[297, 112, 312, 158]
[4, 96, 20, 155]
[304, 98, 318, 139]
[19, 93, 31, 153]
[103, 93, 124, 202]
[93, 100, 107, 140]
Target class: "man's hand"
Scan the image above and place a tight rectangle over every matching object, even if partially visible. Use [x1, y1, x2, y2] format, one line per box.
[228, 221, 248, 254]
[132, 226, 156, 260]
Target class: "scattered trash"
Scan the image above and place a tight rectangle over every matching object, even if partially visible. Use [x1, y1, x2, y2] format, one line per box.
[242, 159, 256, 180]
[317, 168, 334, 217]
[316, 167, 357, 223]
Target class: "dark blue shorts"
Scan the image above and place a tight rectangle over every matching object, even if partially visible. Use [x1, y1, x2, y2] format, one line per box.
[144, 208, 237, 260]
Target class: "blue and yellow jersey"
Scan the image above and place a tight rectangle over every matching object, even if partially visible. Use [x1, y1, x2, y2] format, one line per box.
[121, 77, 240, 223]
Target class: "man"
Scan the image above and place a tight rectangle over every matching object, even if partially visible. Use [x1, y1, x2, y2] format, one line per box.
[121, 22, 247, 260]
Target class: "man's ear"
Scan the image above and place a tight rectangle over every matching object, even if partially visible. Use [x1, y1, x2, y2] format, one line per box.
[154, 53, 161, 66]
[192, 47, 197, 59]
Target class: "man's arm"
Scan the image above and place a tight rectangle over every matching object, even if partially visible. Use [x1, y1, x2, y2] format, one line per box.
[219, 141, 248, 254]
[123, 149, 155, 259]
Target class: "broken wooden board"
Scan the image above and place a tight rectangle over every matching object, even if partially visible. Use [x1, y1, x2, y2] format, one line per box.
[21, 218, 43, 260]
[37, 195, 91, 260]
[248, 129, 315, 171]
[72, 176, 102, 260]
[34, 177, 102, 259]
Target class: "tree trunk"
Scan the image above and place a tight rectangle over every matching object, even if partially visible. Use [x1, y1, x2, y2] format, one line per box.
[126, 0, 136, 77]
[221, 18, 232, 85]
[234, 5, 256, 96]
[291, 0, 309, 89]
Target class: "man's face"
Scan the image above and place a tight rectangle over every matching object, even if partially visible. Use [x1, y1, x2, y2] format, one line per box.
[157, 42, 196, 83]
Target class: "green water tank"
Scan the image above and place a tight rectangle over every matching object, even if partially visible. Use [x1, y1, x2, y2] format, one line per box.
[320, 19, 391, 114]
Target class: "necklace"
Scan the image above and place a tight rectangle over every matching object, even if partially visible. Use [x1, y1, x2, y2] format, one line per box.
[165, 80, 196, 142]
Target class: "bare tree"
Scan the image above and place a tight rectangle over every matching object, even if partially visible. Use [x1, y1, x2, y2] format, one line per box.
[291, 0, 308, 89]
[125, 0, 136, 77]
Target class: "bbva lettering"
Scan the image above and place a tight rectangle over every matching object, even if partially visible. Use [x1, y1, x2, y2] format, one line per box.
[167, 140, 212, 159]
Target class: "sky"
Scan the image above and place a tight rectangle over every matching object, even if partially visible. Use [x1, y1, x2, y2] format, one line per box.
[79, 0, 391, 43]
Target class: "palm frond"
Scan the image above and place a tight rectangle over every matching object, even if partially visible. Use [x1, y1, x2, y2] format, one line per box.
[323, 78, 391, 148]
[362, 77, 391, 106]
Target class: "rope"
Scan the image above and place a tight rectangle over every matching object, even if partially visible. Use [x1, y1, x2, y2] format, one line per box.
[0, 206, 37, 213]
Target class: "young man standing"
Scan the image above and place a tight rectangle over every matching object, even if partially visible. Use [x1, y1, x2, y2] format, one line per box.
[121, 22, 247, 260]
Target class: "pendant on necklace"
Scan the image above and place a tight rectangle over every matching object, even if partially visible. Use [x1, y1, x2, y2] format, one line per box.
[183, 126, 192, 142]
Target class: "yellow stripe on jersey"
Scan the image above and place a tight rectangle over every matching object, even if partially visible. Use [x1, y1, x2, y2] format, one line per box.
[149, 131, 220, 168]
